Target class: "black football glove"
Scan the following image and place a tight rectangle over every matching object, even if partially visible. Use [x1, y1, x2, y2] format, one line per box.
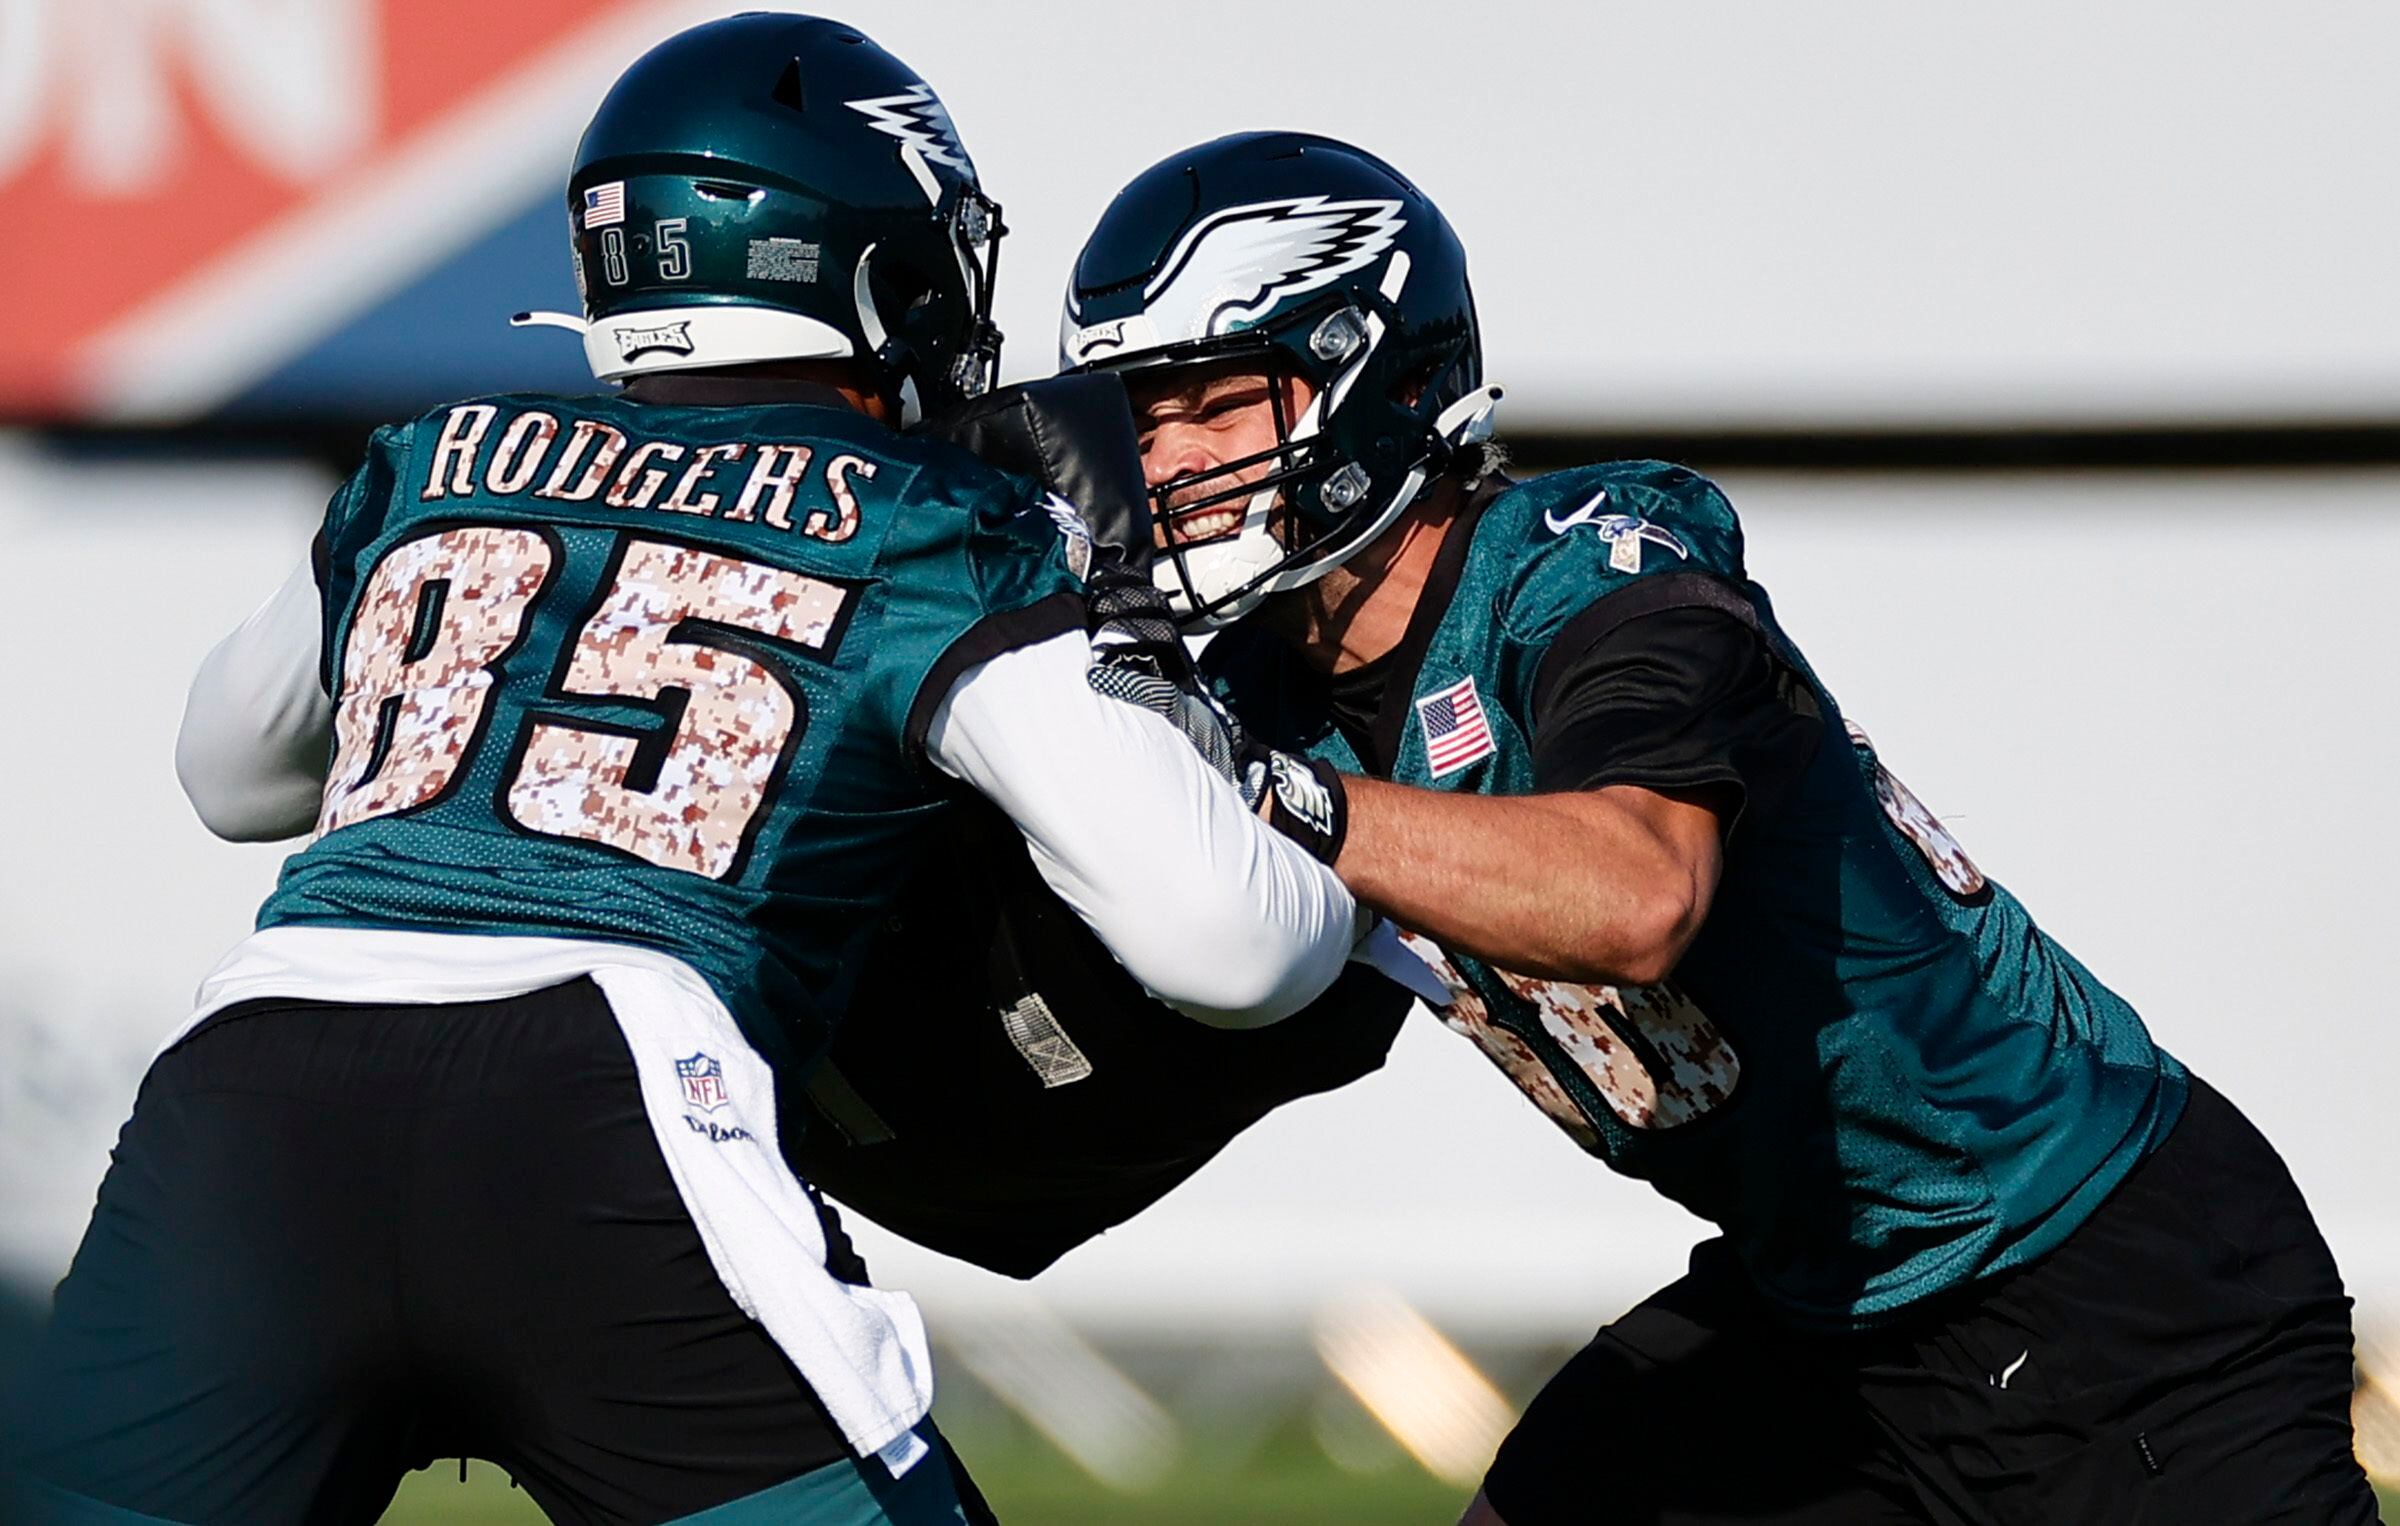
[1082, 571, 1348, 864]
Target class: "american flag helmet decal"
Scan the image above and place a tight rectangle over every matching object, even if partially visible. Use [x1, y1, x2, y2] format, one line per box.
[581, 180, 625, 230]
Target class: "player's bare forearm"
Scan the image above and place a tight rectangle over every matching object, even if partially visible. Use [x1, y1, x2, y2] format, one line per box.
[1333, 776, 1726, 986]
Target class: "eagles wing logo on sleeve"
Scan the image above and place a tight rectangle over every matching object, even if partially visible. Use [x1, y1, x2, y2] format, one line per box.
[1590, 514, 1688, 575]
[1040, 492, 1097, 580]
[1544, 488, 1612, 536]
[844, 83, 973, 173]
[1542, 489, 1689, 572]
[1065, 197, 1406, 364]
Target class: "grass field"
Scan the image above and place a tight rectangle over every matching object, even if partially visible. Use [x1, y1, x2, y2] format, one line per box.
[381, 1419, 1470, 1524]
[380, 1435, 2400, 1524]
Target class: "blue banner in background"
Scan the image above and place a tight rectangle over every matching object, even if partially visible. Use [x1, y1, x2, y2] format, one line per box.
[220, 197, 600, 423]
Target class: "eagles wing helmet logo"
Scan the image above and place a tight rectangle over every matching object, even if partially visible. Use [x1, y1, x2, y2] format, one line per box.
[1141, 196, 1407, 340]
[844, 83, 972, 173]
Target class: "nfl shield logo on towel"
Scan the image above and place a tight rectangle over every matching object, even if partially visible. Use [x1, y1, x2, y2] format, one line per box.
[676, 1053, 730, 1113]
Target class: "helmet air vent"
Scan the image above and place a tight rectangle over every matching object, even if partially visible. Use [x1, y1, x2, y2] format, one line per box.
[772, 58, 806, 113]
[693, 180, 763, 202]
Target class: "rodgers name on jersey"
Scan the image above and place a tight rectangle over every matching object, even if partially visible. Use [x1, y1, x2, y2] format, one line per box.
[411, 399, 892, 542]
[267, 389, 1083, 1071]
[1208, 461, 2186, 1324]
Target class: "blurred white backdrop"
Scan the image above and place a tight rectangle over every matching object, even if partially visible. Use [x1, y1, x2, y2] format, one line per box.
[905, 0, 2400, 428]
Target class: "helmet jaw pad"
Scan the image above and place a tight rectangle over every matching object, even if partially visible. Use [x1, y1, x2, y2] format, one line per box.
[584, 305, 854, 383]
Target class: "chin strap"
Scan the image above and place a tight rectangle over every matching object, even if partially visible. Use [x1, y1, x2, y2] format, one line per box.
[509, 310, 590, 334]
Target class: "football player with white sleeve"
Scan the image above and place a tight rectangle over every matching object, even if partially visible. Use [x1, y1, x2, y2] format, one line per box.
[1061, 131, 2378, 1526]
[0, 27, 1369, 1526]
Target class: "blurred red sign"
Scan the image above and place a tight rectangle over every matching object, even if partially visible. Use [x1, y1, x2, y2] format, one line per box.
[0, 0, 670, 420]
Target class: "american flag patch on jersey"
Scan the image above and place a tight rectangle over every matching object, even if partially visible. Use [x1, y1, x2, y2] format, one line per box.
[1415, 675, 1496, 778]
[582, 181, 626, 229]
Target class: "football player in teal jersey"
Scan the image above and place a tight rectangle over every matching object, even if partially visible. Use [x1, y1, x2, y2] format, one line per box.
[0, 29, 1372, 1526]
[1059, 132, 2379, 1525]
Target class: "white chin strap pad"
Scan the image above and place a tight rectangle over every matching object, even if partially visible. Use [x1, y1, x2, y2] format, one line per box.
[1156, 482, 1283, 621]
[582, 306, 856, 383]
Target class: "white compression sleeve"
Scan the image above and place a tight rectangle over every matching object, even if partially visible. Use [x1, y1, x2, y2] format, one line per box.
[175, 556, 334, 841]
[925, 630, 1364, 1028]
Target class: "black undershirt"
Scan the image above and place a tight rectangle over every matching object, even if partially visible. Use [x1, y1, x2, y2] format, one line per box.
[1328, 653, 1393, 765]
[1529, 604, 1823, 828]
[1344, 603, 1823, 833]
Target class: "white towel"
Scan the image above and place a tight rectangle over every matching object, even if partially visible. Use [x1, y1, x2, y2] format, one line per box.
[170, 925, 937, 1473]
[589, 962, 934, 1471]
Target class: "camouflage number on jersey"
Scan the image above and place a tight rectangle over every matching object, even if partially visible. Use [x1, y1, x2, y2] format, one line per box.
[319, 527, 554, 837]
[319, 526, 855, 880]
[505, 541, 851, 879]
[1397, 932, 1741, 1145]
[1845, 721, 1988, 900]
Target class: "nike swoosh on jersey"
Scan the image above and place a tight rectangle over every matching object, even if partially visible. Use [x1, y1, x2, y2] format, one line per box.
[1544, 489, 1609, 535]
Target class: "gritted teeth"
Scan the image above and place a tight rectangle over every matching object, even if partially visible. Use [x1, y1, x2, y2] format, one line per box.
[1168, 505, 1244, 544]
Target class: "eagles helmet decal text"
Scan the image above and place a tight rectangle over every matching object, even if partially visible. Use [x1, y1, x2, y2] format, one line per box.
[614, 321, 693, 362]
[843, 83, 972, 173]
[1068, 317, 1127, 352]
[1060, 310, 1161, 368]
[1138, 195, 1407, 343]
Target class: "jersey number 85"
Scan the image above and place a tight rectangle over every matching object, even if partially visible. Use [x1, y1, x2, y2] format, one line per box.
[318, 524, 856, 881]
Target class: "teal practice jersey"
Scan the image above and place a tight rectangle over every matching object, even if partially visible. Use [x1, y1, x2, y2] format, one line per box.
[260, 390, 1084, 1073]
[1207, 463, 2187, 1325]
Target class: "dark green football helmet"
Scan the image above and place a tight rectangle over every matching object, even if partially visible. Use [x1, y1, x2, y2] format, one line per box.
[549, 13, 1004, 422]
[1061, 132, 1499, 626]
